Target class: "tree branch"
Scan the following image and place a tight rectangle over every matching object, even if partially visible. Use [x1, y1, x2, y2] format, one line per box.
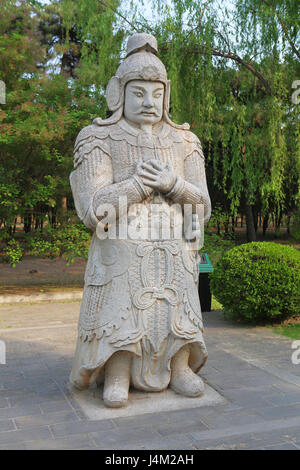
[184, 0, 213, 41]
[261, 0, 300, 60]
[210, 47, 272, 95]
[99, 0, 141, 33]
[161, 44, 273, 95]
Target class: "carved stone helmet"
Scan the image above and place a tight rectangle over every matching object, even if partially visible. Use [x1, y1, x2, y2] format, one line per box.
[94, 33, 188, 129]
[106, 33, 170, 113]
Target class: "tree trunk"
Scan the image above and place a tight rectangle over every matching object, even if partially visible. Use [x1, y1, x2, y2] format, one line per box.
[287, 215, 291, 235]
[275, 211, 282, 237]
[24, 214, 32, 233]
[224, 219, 229, 233]
[263, 214, 269, 237]
[245, 205, 257, 242]
[62, 197, 67, 212]
[254, 213, 258, 233]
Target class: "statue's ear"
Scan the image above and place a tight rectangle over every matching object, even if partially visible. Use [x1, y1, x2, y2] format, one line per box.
[164, 80, 170, 113]
[106, 76, 123, 111]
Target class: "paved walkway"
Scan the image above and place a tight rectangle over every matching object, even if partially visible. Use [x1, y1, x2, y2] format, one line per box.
[0, 301, 300, 450]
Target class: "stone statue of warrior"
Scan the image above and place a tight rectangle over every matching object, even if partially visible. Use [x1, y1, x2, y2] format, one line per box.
[69, 33, 211, 408]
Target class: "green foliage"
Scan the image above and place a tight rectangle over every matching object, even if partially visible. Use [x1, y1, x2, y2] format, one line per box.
[27, 224, 91, 264]
[0, 0, 122, 233]
[200, 230, 235, 266]
[0, 0, 299, 246]
[291, 210, 300, 242]
[3, 239, 23, 267]
[210, 242, 300, 323]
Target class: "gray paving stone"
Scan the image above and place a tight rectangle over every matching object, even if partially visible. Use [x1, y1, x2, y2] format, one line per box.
[264, 391, 300, 406]
[0, 419, 16, 432]
[193, 431, 289, 450]
[162, 406, 218, 423]
[99, 442, 148, 450]
[0, 398, 8, 409]
[212, 403, 243, 413]
[224, 394, 272, 410]
[259, 442, 300, 450]
[28, 383, 61, 394]
[90, 426, 160, 447]
[23, 434, 95, 450]
[14, 410, 79, 429]
[0, 388, 30, 399]
[113, 412, 169, 429]
[273, 383, 300, 393]
[9, 391, 65, 407]
[0, 425, 52, 445]
[0, 443, 25, 450]
[201, 411, 263, 429]
[0, 404, 42, 420]
[51, 419, 116, 437]
[142, 433, 196, 450]
[190, 416, 300, 444]
[253, 426, 300, 443]
[156, 419, 208, 436]
[38, 400, 74, 413]
[255, 404, 300, 421]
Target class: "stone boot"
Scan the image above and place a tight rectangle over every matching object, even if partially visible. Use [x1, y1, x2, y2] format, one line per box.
[170, 345, 205, 397]
[103, 351, 131, 408]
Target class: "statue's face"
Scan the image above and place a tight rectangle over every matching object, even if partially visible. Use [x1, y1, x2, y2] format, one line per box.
[124, 80, 164, 126]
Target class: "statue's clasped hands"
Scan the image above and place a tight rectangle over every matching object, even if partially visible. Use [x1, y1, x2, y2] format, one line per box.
[137, 159, 177, 193]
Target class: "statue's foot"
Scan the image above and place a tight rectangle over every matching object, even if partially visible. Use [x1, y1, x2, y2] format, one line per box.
[103, 351, 131, 408]
[103, 376, 129, 408]
[170, 345, 205, 397]
[170, 367, 205, 397]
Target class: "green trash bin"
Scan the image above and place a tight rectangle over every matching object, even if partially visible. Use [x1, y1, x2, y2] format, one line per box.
[198, 253, 214, 312]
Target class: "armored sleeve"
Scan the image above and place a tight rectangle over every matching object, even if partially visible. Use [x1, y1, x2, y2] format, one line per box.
[70, 125, 150, 231]
[166, 133, 211, 224]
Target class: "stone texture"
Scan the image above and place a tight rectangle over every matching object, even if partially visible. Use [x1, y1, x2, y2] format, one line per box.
[69, 383, 226, 420]
[14, 410, 79, 429]
[69, 32, 212, 407]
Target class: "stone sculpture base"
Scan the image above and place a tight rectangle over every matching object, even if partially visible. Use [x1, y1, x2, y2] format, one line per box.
[69, 383, 226, 420]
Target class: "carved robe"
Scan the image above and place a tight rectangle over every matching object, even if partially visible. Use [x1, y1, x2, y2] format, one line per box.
[69, 117, 211, 392]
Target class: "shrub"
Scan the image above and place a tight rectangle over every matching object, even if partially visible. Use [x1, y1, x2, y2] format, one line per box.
[3, 239, 23, 267]
[27, 224, 91, 264]
[210, 242, 300, 323]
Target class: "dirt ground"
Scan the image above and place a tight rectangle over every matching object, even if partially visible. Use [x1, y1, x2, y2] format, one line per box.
[0, 256, 86, 294]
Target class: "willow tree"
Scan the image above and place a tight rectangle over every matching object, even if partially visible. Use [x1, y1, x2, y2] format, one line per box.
[125, 0, 300, 241]
[32, 0, 300, 240]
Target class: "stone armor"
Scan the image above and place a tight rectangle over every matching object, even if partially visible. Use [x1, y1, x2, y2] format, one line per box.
[69, 116, 211, 392]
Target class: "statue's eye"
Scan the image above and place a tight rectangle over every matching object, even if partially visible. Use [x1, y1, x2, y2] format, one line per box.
[154, 93, 162, 98]
[134, 92, 143, 98]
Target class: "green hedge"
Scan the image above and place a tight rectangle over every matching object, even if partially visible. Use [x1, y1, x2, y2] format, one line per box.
[210, 242, 300, 323]
[1, 223, 91, 266]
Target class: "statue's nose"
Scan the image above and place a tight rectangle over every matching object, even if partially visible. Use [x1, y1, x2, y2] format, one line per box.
[143, 94, 154, 107]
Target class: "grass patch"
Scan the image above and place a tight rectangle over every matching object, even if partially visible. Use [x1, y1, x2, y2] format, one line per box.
[273, 324, 300, 340]
[211, 295, 223, 311]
